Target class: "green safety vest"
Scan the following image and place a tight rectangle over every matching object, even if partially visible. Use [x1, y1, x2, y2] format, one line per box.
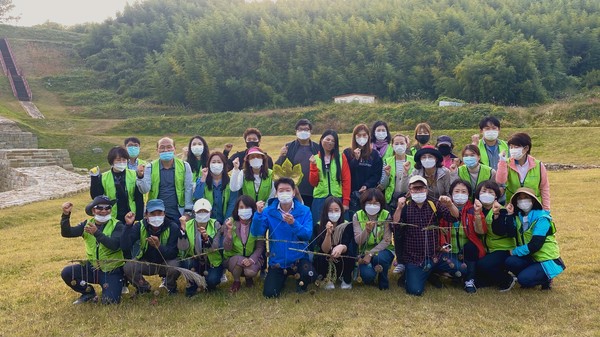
[101, 169, 138, 218]
[137, 221, 171, 259]
[450, 221, 467, 254]
[483, 209, 516, 252]
[203, 183, 231, 217]
[478, 139, 508, 168]
[383, 155, 415, 203]
[149, 158, 186, 207]
[242, 169, 273, 202]
[82, 218, 124, 272]
[457, 164, 493, 199]
[514, 215, 559, 262]
[313, 155, 343, 199]
[181, 218, 222, 267]
[380, 145, 394, 162]
[505, 159, 542, 206]
[223, 221, 258, 259]
[356, 209, 394, 253]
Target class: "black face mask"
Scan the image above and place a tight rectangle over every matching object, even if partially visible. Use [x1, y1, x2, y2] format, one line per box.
[416, 135, 430, 144]
[246, 141, 259, 149]
[438, 145, 452, 156]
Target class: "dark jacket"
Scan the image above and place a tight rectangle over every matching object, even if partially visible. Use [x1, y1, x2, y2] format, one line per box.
[121, 218, 179, 263]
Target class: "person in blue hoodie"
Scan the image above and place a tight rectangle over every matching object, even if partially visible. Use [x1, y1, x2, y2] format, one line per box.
[251, 177, 317, 298]
[502, 187, 565, 290]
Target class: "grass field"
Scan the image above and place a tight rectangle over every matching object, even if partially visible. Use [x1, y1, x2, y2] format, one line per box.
[0, 169, 599, 337]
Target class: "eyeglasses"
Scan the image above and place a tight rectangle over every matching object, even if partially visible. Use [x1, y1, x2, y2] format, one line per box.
[94, 205, 112, 211]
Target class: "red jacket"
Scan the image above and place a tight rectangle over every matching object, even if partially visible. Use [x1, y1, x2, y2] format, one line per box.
[440, 201, 487, 259]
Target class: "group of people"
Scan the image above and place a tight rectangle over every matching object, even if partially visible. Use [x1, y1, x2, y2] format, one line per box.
[60, 117, 564, 304]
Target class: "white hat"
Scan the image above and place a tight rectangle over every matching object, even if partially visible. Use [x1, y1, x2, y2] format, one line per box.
[193, 198, 212, 212]
[408, 175, 428, 187]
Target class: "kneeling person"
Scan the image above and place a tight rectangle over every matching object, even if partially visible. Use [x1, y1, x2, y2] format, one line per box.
[60, 196, 125, 304]
[121, 199, 180, 294]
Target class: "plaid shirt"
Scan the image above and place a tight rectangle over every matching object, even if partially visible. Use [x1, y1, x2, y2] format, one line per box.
[398, 199, 458, 265]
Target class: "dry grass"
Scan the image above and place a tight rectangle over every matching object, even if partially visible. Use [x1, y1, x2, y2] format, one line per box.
[0, 169, 599, 337]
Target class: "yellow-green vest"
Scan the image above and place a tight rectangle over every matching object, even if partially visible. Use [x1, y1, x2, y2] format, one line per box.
[478, 139, 508, 168]
[223, 221, 258, 259]
[483, 209, 516, 252]
[149, 158, 186, 207]
[137, 222, 171, 259]
[313, 155, 343, 199]
[505, 159, 542, 205]
[383, 155, 414, 203]
[356, 209, 394, 253]
[83, 218, 124, 272]
[182, 218, 223, 267]
[457, 164, 493, 199]
[101, 169, 138, 218]
[242, 169, 273, 202]
[515, 215, 559, 262]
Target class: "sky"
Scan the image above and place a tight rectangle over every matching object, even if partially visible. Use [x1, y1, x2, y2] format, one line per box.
[11, 0, 145, 27]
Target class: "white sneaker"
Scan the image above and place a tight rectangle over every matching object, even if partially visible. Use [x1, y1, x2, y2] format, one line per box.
[340, 281, 352, 290]
[323, 281, 335, 290]
[221, 273, 228, 283]
[121, 286, 130, 294]
[393, 264, 405, 274]
[159, 277, 166, 289]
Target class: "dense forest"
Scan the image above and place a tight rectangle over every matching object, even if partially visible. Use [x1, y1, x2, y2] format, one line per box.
[77, 0, 600, 111]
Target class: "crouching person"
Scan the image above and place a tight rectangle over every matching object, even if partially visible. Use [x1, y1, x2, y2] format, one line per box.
[60, 196, 125, 304]
[121, 199, 180, 294]
[178, 198, 224, 297]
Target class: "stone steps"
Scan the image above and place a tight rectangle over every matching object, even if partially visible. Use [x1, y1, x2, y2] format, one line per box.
[0, 149, 74, 170]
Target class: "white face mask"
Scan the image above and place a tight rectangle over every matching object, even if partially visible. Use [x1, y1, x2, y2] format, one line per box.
[249, 158, 263, 169]
[210, 163, 223, 175]
[483, 130, 499, 141]
[479, 193, 496, 205]
[452, 193, 469, 205]
[365, 204, 381, 216]
[296, 130, 311, 140]
[411, 192, 427, 204]
[277, 191, 294, 204]
[147, 216, 164, 228]
[421, 158, 436, 169]
[195, 212, 211, 223]
[238, 208, 253, 220]
[113, 162, 127, 172]
[510, 147, 524, 160]
[375, 131, 388, 141]
[328, 211, 341, 222]
[191, 145, 204, 156]
[94, 214, 112, 223]
[517, 199, 533, 213]
[393, 144, 406, 155]
[355, 136, 368, 147]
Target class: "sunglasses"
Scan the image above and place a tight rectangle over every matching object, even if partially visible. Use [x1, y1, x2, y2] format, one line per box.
[94, 205, 112, 211]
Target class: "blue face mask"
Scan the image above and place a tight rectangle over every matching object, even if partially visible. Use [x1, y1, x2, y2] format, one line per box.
[463, 156, 478, 168]
[159, 151, 174, 161]
[127, 146, 140, 158]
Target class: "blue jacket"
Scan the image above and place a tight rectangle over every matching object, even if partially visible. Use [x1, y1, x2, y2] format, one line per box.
[251, 199, 313, 268]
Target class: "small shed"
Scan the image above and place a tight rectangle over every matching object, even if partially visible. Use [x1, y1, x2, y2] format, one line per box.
[333, 93, 376, 104]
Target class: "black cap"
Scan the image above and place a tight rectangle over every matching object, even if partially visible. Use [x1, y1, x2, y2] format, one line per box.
[85, 195, 116, 216]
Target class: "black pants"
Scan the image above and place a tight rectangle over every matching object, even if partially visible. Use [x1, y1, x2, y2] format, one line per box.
[476, 250, 512, 287]
[263, 259, 317, 298]
[313, 254, 354, 284]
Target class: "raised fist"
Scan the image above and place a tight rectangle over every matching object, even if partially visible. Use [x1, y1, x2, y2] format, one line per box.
[62, 202, 73, 215]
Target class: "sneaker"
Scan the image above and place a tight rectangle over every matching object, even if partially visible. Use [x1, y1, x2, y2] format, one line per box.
[158, 277, 166, 289]
[121, 285, 130, 295]
[392, 264, 405, 274]
[499, 276, 517, 292]
[72, 292, 97, 304]
[245, 277, 254, 288]
[464, 279, 477, 294]
[229, 281, 241, 293]
[221, 273, 228, 283]
[340, 281, 352, 290]
[323, 281, 335, 290]
[541, 279, 553, 290]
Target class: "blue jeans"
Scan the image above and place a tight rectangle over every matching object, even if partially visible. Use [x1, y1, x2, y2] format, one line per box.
[404, 257, 459, 296]
[180, 259, 223, 292]
[358, 249, 394, 290]
[61, 262, 123, 304]
[505, 255, 548, 287]
[263, 259, 316, 298]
